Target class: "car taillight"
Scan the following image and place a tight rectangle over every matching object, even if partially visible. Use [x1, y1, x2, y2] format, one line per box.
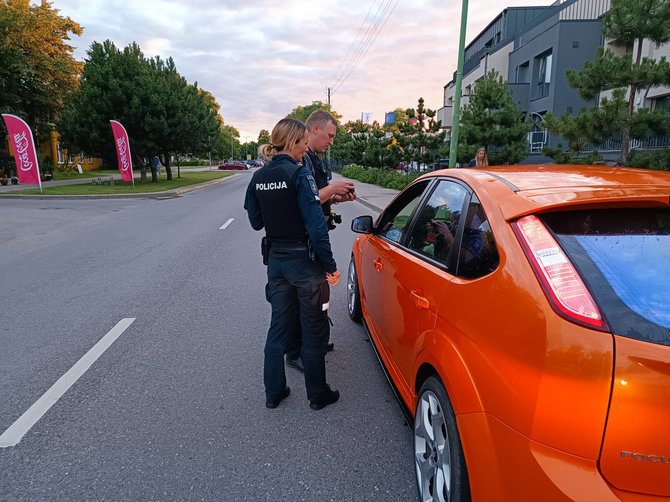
[513, 215, 607, 331]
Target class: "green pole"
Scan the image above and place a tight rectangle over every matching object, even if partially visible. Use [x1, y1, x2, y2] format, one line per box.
[449, 0, 469, 168]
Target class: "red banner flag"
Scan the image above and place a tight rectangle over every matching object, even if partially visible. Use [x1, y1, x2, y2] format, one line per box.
[2, 114, 42, 187]
[110, 120, 133, 182]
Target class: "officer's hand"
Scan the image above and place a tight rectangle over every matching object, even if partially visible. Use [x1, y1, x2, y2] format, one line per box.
[330, 180, 355, 197]
[332, 191, 356, 203]
[326, 271, 340, 286]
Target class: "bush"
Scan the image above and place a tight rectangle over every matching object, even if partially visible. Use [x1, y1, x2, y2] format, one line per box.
[341, 164, 418, 190]
[627, 149, 670, 170]
[42, 156, 54, 174]
[177, 160, 209, 166]
[542, 145, 603, 165]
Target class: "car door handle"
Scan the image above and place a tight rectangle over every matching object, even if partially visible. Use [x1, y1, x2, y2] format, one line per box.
[410, 290, 430, 309]
[373, 258, 384, 271]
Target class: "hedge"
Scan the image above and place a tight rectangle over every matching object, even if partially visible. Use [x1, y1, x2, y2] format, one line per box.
[340, 164, 419, 190]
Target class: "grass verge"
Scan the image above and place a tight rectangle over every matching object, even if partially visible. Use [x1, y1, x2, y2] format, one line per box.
[6, 171, 233, 195]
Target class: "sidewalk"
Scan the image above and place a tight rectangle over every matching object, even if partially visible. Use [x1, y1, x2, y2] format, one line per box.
[331, 172, 399, 213]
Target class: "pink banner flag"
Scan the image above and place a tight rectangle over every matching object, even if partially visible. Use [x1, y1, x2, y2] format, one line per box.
[2, 114, 42, 187]
[110, 120, 133, 182]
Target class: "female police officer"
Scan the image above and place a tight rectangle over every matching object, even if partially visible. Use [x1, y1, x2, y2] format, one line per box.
[244, 118, 341, 410]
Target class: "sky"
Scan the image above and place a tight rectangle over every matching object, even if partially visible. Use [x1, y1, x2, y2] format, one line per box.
[52, 0, 554, 140]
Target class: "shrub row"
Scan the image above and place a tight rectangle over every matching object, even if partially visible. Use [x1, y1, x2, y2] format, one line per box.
[177, 160, 210, 166]
[341, 164, 418, 190]
[628, 149, 670, 171]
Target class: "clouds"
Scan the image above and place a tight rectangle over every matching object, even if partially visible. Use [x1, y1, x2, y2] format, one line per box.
[54, 0, 548, 139]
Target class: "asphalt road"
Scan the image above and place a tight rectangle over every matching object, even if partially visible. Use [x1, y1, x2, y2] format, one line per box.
[0, 172, 417, 501]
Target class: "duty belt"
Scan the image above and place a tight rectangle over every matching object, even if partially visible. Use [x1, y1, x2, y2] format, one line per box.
[270, 238, 308, 250]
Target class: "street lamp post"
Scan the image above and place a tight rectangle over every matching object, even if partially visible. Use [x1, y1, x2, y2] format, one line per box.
[243, 136, 251, 160]
[449, 0, 469, 168]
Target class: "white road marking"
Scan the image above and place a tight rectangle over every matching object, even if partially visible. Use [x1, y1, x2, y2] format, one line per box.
[0, 318, 136, 448]
[219, 218, 235, 230]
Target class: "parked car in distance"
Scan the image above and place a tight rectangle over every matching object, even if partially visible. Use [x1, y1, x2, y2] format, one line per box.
[347, 164, 670, 501]
[218, 160, 248, 170]
[244, 159, 263, 168]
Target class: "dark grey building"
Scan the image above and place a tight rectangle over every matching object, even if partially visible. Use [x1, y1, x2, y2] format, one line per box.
[438, 0, 611, 160]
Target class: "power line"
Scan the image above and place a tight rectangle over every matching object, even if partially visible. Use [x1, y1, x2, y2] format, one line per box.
[328, 0, 399, 93]
[327, 0, 381, 89]
[329, 0, 393, 91]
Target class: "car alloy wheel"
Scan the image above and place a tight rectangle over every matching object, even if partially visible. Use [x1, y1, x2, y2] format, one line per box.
[347, 257, 362, 322]
[414, 376, 470, 502]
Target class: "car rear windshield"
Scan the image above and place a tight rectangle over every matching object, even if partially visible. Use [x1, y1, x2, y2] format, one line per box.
[542, 208, 670, 346]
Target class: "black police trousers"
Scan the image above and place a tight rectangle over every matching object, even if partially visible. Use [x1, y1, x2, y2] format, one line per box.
[264, 246, 331, 402]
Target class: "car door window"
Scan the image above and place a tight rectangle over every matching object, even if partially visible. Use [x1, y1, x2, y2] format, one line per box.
[407, 180, 468, 267]
[456, 195, 500, 278]
[377, 180, 430, 243]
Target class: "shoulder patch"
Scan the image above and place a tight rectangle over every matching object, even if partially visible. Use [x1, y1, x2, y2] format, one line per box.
[307, 175, 319, 197]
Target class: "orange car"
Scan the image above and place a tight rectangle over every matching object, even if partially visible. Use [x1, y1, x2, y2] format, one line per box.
[347, 165, 670, 501]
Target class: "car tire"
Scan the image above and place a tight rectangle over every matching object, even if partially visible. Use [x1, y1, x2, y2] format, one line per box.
[347, 256, 363, 322]
[414, 376, 471, 502]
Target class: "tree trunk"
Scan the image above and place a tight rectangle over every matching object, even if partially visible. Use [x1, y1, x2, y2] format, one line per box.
[138, 156, 147, 183]
[162, 153, 172, 181]
[622, 39, 645, 165]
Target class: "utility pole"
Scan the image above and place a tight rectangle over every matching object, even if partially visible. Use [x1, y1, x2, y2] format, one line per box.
[327, 87, 332, 173]
[449, 0, 469, 168]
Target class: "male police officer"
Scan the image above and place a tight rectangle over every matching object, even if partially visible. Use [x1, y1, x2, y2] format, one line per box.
[285, 110, 356, 373]
[244, 118, 340, 410]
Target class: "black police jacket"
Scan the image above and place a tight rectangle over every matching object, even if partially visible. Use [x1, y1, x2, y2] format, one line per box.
[302, 149, 330, 217]
[243, 154, 337, 274]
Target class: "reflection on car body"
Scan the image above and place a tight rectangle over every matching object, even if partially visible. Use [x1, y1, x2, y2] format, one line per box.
[347, 164, 670, 501]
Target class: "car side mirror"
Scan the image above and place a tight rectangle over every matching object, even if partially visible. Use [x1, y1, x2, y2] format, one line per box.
[351, 215, 373, 234]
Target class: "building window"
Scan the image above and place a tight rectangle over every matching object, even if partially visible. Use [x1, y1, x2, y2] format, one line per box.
[654, 95, 670, 112]
[517, 62, 530, 83]
[87, 156, 93, 163]
[535, 50, 552, 99]
[56, 143, 64, 164]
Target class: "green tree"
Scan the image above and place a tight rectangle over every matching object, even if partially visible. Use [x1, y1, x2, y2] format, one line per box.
[0, 0, 82, 142]
[0, 6, 23, 116]
[58, 40, 220, 182]
[399, 97, 445, 168]
[215, 124, 240, 160]
[286, 101, 342, 124]
[544, 89, 629, 161]
[257, 129, 270, 145]
[458, 71, 530, 165]
[561, 0, 670, 163]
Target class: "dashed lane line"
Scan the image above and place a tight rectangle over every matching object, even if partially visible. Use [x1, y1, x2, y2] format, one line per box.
[219, 218, 235, 230]
[0, 318, 136, 448]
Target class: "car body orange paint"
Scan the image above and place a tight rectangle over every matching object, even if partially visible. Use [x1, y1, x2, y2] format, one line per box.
[350, 165, 670, 500]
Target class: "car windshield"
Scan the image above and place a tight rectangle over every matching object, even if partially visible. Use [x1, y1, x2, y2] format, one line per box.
[542, 208, 670, 345]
